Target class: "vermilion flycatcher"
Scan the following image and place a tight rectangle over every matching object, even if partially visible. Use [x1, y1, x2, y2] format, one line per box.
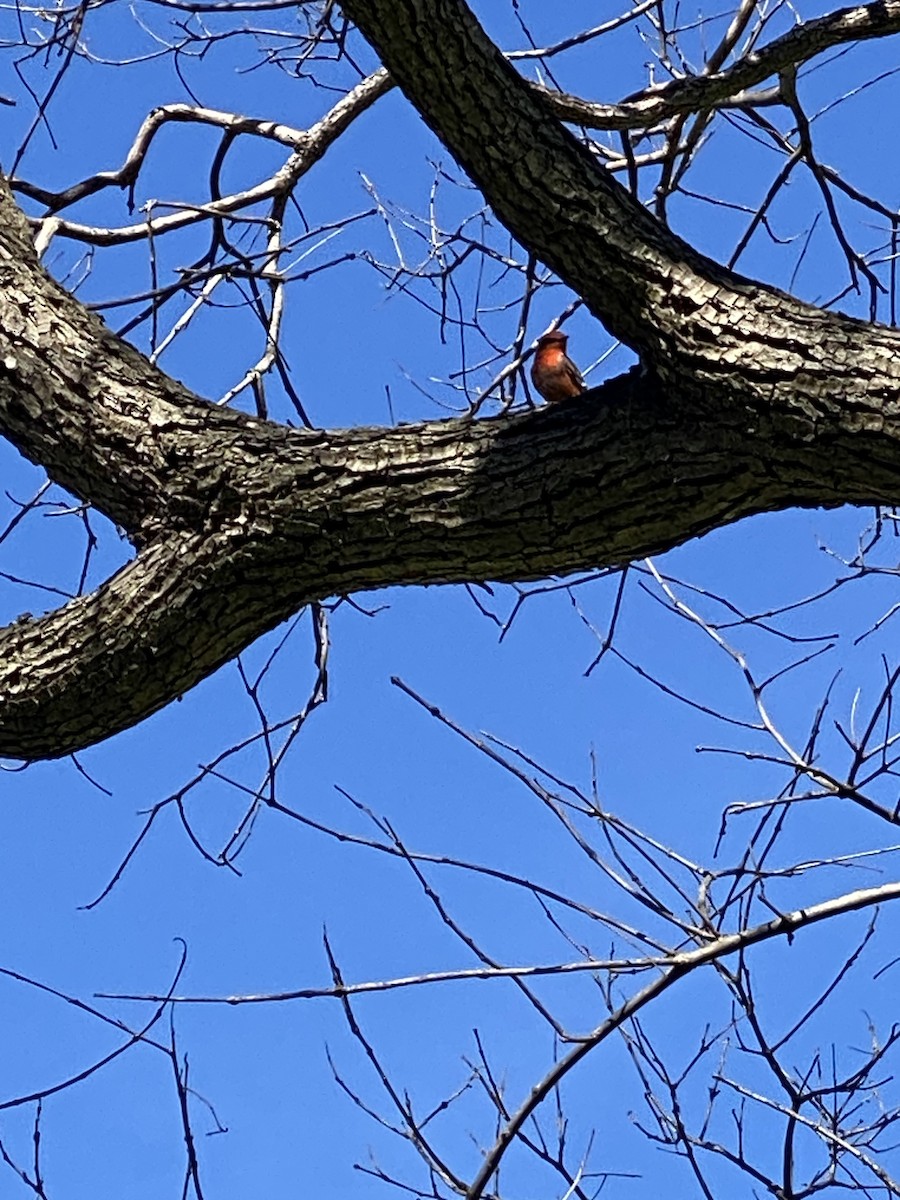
[530, 331, 585, 403]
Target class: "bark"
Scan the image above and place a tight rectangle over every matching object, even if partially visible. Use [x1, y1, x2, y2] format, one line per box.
[2, 0, 900, 760]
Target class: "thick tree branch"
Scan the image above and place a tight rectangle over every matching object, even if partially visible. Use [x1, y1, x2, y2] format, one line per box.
[4, 326, 900, 760]
[336, 0, 898, 387]
[0, 182, 237, 534]
[4, 2, 900, 759]
[340, 0, 727, 361]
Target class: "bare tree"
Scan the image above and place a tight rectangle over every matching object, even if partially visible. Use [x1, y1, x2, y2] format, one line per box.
[3, 1, 900, 1196]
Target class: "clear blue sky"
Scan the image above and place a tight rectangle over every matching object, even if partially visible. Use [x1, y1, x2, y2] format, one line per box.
[2, 2, 900, 1197]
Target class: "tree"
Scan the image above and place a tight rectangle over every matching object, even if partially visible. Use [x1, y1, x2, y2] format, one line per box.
[2, 1, 900, 1196]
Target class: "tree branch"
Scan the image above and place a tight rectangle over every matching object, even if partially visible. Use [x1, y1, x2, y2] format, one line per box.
[468, 878, 900, 1200]
[540, 1, 900, 131]
[4, 2, 900, 759]
[4, 339, 900, 760]
[336, 0, 898, 381]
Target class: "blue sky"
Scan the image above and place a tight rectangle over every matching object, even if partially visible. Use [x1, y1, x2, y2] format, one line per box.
[2, 2, 900, 1197]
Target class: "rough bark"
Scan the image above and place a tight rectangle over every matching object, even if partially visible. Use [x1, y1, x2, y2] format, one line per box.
[2, 0, 900, 760]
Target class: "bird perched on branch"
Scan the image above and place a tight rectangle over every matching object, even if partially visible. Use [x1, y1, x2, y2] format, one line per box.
[530, 331, 585, 403]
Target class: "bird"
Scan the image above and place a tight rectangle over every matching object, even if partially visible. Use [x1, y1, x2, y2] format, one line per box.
[530, 330, 586, 403]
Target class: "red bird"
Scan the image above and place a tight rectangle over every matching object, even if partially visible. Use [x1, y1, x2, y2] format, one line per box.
[530, 331, 585, 403]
